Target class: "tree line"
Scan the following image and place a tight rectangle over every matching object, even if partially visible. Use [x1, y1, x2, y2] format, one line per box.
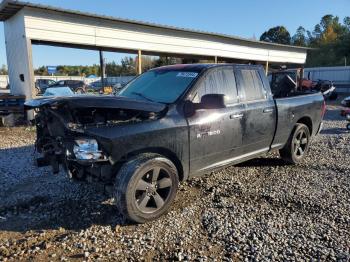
[0, 56, 196, 76]
[32, 56, 188, 76]
[260, 15, 350, 66]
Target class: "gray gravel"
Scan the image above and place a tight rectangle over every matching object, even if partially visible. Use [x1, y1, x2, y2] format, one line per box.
[0, 102, 349, 261]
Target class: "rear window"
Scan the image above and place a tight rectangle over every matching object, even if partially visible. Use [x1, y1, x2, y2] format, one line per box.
[239, 69, 266, 101]
[193, 67, 238, 104]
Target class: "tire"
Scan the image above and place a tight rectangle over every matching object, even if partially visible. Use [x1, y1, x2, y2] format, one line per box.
[114, 153, 179, 223]
[347, 123, 350, 130]
[279, 123, 311, 164]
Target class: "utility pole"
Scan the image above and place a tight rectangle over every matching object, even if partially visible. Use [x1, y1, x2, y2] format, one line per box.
[137, 50, 142, 75]
[265, 60, 269, 76]
[99, 50, 105, 88]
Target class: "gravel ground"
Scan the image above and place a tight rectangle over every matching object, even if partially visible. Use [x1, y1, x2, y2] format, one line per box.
[0, 100, 349, 261]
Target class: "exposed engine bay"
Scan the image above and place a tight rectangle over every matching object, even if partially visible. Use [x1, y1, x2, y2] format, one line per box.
[25, 96, 166, 183]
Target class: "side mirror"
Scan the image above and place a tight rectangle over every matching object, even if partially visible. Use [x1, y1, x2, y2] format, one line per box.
[200, 94, 226, 109]
[183, 100, 196, 118]
[183, 94, 226, 118]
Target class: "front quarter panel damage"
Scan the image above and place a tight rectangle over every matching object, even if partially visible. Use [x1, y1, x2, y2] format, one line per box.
[25, 96, 188, 182]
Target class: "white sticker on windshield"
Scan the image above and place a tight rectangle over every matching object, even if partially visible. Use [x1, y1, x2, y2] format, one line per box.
[176, 72, 198, 78]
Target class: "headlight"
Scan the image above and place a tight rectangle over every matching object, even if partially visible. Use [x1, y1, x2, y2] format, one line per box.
[346, 114, 350, 120]
[73, 138, 102, 160]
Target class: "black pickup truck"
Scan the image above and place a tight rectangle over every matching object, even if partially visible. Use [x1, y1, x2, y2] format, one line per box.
[25, 64, 325, 223]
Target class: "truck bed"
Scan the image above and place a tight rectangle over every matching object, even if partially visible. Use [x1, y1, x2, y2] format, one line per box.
[271, 92, 324, 150]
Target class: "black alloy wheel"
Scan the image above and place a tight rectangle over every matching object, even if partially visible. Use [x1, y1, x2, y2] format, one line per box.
[114, 153, 179, 223]
[279, 123, 310, 164]
[134, 166, 173, 213]
[293, 128, 309, 158]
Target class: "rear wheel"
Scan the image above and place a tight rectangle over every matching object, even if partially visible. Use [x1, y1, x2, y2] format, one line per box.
[279, 123, 310, 164]
[114, 153, 179, 223]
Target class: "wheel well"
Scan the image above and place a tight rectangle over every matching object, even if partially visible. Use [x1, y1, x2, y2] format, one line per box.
[118, 147, 185, 182]
[297, 116, 313, 134]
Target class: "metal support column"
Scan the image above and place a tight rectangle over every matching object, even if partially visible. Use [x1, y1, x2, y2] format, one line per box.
[99, 50, 105, 88]
[137, 50, 142, 75]
[265, 60, 269, 76]
[214, 56, 218, 64]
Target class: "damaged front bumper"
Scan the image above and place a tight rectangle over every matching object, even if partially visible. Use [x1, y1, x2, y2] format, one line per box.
[25, 95, 166, 182]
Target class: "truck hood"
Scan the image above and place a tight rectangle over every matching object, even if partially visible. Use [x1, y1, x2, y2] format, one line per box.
[24, 95, 166, 113]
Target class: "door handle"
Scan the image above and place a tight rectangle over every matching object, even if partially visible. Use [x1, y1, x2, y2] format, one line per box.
[230, 113, 244, 119]
[263, 108, 273, 113]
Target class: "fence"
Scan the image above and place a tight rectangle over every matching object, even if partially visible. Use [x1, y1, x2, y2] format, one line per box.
[0, 75, 136, 89]
[304, 66, 350, 93]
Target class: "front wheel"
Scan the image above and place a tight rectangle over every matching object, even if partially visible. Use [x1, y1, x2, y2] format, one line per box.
[114, 153, 179, 223]
[279, 123, 311, 164]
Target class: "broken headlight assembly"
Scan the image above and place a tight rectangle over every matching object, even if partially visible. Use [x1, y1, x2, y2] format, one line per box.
[346, 114, 350, 120]
[73, 138, 104, 160]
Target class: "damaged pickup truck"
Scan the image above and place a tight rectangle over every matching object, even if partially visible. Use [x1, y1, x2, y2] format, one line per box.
[25, 64, 325, 223]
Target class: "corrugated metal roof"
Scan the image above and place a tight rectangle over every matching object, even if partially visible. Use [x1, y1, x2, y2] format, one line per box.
[0, 0, 310, 51]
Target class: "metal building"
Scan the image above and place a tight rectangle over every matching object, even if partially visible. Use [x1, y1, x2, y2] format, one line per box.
[305, 66, 350, 92]
[0, 0, 309, 100]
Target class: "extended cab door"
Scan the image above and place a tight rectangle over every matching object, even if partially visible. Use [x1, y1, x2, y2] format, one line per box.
[186, 66, 244, 175]
[235, 66, 276, 155]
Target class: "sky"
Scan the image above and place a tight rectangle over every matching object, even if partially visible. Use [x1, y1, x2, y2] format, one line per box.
[0, 0, 349, 68]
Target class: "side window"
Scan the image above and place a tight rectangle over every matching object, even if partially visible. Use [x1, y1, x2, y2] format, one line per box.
[58, 81, 64, 85]
[239, 69, 266, 101]
[193, 67, 238, 104]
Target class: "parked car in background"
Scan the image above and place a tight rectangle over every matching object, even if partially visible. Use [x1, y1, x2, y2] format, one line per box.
[26, 64, 325, 223]
[113, 83, 124, 94]
[43, 87, 74, 97]
[87, 80, 113, 94]
[49, 80, 87, 94]
[35, 79, 57, 95]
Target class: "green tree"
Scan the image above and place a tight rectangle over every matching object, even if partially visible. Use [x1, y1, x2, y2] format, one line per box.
[292, 26, 307, 46]
[0, 64, 7, 75]
[120, 57, 136, 75]
[260, 26, 291, 45]
[306, 14, 350, 66]
[34, 66, 48, 76]
[344, 17, 350, 31]
[154, 56, 180, 67]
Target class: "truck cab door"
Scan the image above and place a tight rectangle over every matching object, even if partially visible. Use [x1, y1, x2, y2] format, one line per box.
[186, 66, 244, 175]
[235, 67, 276, 155]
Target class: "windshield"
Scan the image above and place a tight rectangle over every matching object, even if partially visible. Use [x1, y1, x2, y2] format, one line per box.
[119, 70, 199, 103]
